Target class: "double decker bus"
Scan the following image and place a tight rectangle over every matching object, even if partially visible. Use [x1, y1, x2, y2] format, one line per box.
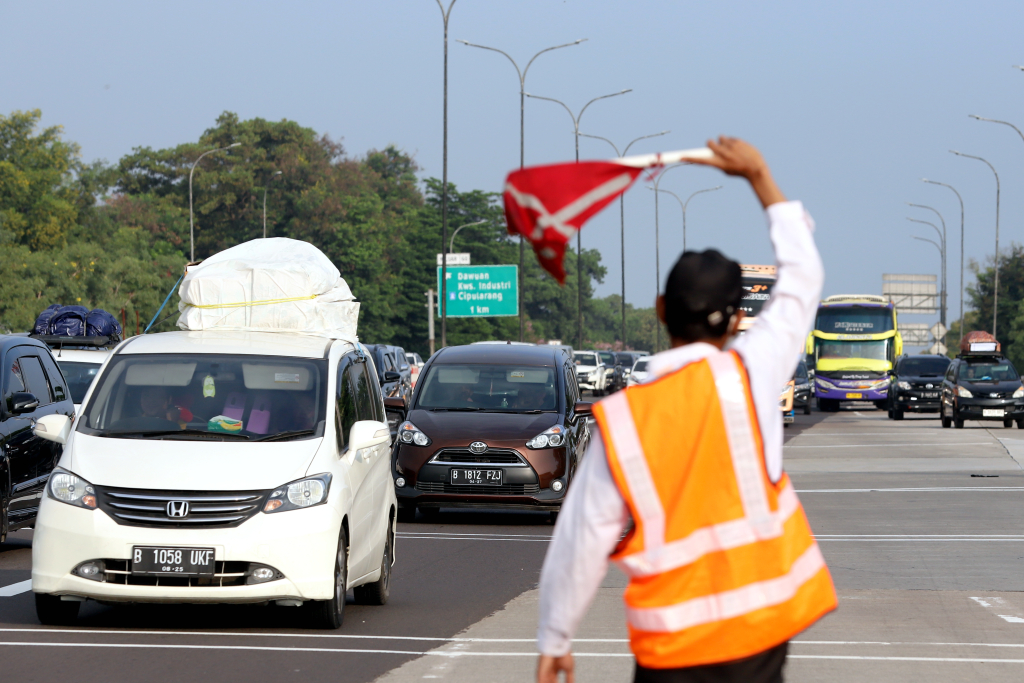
[806, 295, 902, 411]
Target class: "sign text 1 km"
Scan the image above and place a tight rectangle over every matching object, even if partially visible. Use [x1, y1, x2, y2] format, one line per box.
[436, 265, 519, 317]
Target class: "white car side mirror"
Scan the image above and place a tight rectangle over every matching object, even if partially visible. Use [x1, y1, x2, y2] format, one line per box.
[347, 420, 391, 457]
[34, 414, 72, 445]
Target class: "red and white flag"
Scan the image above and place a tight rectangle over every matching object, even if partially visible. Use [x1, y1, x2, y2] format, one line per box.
[503, 148, 712, 283]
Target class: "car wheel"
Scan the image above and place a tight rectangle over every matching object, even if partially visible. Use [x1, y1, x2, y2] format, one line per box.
[803, 403, 811, 416]
[1005, 419, 1014, 429]
[893, 409, 904, 421]
[305, 528, 348, 629]
[887, 408, 894, 419]
[1017, 419, 1024, 429]
[941, 413, 951, 428]
[354, 516, 393, 606]
[397, 505, 415, 523]
[35, 593, 80, 626]
[954, 410, 964, 429]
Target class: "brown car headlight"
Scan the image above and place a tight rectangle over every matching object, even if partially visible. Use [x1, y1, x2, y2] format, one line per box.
[527, 425, 564, 449]
[398, 421, 431, 446]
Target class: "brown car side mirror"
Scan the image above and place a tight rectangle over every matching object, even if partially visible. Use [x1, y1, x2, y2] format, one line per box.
[574, 401, 593, 417]
[383, 396, 407, 411]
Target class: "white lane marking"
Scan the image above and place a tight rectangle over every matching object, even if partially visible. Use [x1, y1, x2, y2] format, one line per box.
[970, 596, 1024, 623]
[1, 642, 1023, 662]
[0, 627, 625, 643]
[0, 642, 632, 656]
[853, 412, 866, 417]
[0, 580, 32, 597]
[785, 442, 993, 449]
[797, 487, 1024, 493]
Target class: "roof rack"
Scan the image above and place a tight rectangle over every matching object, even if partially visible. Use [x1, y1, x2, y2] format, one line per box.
[30, 334, 118, 349]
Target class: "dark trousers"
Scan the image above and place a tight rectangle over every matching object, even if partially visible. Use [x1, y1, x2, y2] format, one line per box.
[634, 642, 788, 683]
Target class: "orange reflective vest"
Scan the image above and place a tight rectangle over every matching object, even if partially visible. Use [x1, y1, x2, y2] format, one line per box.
[593, 350, 836, 669]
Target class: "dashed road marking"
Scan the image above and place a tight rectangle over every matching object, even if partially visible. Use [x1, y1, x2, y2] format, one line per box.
[0, 580, 31, 597]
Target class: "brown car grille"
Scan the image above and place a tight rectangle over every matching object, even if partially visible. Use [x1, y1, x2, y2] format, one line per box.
[415, 481, 540, 495]
[429, 448, 526, 465]
[95, 487, 268, 528]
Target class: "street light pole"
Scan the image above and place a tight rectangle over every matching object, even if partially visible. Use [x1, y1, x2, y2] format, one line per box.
[906, 217, 946, 327]
[579, 131, 670, 350]
[923, 179, 965, 342]
[648, 163, 693, 351]
[435, 0, 457, 349]
[189, 142, 241, 262]
[448, 219, 487, 254]
[526, 89, 631, 351]
[911, 236, 943, 308]
[263, 171, 282, 239]
[457, 38, 587, 343]
[907, 204, 947, 327]
[951, 150, 1000, 337]
[648, 185, 723, 252]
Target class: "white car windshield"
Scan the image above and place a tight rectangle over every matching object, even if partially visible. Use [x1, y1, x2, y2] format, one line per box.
[574, 353, 598, 366]
[77, 354, 328, 441]
[415, 364, 557, 413]
[633, 360, 649, 373]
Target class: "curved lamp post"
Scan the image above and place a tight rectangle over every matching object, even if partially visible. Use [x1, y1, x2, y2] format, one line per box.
[923, 179, 965, 342]
[907, 204, 947, 326]
[448, 219, 487, 254]
[189, 142, 241, 262]
[526, 89, 632, 350]
[435, 0, 458, 348]
[951, 149, 1000, 336]
[579, 130, 670, 349]
[263, 171, 282, 239]
[457, 37, 587, 342]
[906, 216, 946, 327]
[648, 163, 694, 351]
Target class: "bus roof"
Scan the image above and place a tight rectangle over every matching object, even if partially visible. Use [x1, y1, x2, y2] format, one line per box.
[821, 295, 890, 305]
[740, 264, 777, 277]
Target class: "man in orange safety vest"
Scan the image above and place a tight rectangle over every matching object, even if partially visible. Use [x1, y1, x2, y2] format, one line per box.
[536, 137, 836, 683]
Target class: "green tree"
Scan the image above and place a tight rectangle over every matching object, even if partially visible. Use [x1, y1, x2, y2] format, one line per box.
[0, 110, 83, 250]
[967, 244, 1024, 358]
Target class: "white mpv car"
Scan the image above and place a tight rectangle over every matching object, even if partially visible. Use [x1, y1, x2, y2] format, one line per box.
[31, 330, 397, 629]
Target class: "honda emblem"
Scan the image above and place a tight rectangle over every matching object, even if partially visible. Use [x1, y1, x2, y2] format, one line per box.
[469, 441, 487, 454]
[166, 501, 189, 518]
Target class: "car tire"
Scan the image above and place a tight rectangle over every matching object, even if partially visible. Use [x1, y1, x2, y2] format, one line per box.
[893, 409, 904, 421]
[354, 516, 393, 606]
[803, 403, 811, 416]
[305, 528, 348, 629]
[941, 413, 951, 429]
[954, 410, 965, 429]
[1017, 419, 1024, 429]
[887, 408, 894, 419]
[1005, 419, 1014, 429]
[397, 505, 415, 523]
[35, 593, 80, 626]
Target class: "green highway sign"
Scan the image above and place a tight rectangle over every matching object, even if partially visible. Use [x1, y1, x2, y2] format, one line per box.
[437, 265, 519, 318]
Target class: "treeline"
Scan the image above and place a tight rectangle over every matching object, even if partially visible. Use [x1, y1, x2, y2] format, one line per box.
[0, 110, 659, 356]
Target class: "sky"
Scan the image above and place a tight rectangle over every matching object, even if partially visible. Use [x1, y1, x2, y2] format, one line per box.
[4, 0, 1024, 343]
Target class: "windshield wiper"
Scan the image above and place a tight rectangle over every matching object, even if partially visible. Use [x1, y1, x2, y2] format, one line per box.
[103, 428, 249, 440]
[429, 407, 482, 412]
[256, 429, 316, 442]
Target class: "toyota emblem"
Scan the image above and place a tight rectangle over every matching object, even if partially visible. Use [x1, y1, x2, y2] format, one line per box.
[469, 441, 487, 454]
[166, 501, 190, 518]
[925, 383, 933, 389]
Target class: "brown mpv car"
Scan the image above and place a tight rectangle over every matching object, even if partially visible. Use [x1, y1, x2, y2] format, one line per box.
[391, 343, 591, 520]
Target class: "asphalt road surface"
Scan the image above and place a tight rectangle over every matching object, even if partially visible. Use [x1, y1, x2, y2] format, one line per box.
[4, 406, 1024, 682]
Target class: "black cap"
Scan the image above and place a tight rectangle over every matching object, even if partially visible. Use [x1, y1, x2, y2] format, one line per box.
[663, 250, 743, 339]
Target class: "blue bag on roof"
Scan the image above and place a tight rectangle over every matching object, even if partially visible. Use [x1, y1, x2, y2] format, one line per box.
[85, 309, 122, 340]
[33, 304, 64, 335]
[47, 306, 89, 337]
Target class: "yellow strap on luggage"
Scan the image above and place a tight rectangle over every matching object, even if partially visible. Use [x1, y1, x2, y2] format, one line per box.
[183, 295, 317, 310]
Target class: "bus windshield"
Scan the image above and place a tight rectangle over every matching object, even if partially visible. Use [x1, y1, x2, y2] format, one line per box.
[816, 306, 893, 334]
[817, 339, 890, 362]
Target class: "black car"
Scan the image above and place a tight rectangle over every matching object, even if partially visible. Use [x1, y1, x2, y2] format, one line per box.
[888, 354, 951, 420]
[391, 343, 590, 521]
[793, 359, 812, 415]
[0, 335, 76, 541]
[608, 352, 640, 393]
[940, 354, 1024, 429]
[364, 344, 411, 401]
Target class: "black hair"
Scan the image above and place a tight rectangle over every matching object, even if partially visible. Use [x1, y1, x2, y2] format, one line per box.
[662, 250, 743, 342]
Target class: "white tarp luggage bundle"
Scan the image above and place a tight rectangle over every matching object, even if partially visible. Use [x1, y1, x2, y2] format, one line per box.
[176, 238, 359, 340]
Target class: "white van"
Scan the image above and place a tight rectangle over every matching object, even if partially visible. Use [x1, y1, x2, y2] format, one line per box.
[31, 330, 397, 629]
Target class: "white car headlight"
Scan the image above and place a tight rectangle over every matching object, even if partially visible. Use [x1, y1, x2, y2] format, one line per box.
[527, 425, 565, 449]
[398, 420, 431, 446]
[263, 473, 332, 513]
[958, 386, 973, 398]
[1014, 386, 1024, 399]
[47, 469, 97, 509]
[897, 381, 912, 390]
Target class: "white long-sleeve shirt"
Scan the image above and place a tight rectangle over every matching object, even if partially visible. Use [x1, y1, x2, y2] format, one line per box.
[536, 200, 824, 657]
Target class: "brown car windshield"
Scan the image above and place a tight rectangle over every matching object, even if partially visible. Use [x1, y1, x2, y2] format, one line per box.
[416, 364, 557, 412]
